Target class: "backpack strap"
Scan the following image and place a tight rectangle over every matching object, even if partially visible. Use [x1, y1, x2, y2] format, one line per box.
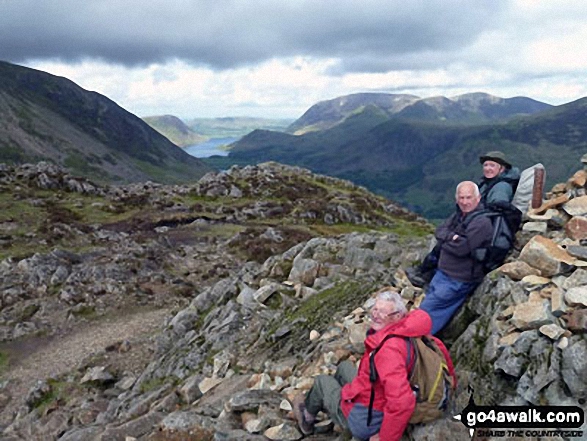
[368, 335, 393, 425]
[461, 208, 489, 229]
[367, 336, 414, 425]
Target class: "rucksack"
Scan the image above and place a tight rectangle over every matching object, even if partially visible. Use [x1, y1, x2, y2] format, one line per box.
[368, 335, 455, 425]
[511, 163, 545, 213]
[464, 201, 522, 273]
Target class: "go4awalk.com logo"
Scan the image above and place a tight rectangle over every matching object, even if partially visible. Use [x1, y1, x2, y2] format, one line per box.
[453, 392, 585, 439]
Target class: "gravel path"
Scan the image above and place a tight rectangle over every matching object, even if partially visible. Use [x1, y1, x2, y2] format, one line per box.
[0, 307, 173, 426]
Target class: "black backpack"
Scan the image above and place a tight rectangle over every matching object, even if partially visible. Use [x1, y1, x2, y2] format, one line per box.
[464, 201, 522, 273]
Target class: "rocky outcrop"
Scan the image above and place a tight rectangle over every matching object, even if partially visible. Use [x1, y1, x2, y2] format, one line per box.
[0, 161, 431, 439]
[2, 228, 429, 440]
[3, 157, 587, 440]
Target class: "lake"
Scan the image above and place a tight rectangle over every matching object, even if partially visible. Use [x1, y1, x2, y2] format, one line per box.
[184, 137, 239, 158]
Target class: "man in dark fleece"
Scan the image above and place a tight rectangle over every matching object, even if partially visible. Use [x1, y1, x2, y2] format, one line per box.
[406, 151, 520, 289]
[419, 181, 493, 335]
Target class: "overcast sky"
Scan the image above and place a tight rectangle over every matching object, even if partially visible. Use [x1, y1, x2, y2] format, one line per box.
[2, 0, 587, 120]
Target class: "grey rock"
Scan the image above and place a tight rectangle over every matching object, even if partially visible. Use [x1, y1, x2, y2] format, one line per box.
[565, 245, 587, 261]
[228, 390, 283, 412]
[494, 346, 525, 378]
[59, 427, 103, 441]
[289, 257, 320, 286]
[565, 286, 587, 307]
[80, 366, 115, 385]
[159, 410, 215, 432]
[98, 411, 164, 440]
[25, 380, 51, 409]
[179, 374, 204, 404]
[562, 339, 587, 397]
[562, 268, 587, 289]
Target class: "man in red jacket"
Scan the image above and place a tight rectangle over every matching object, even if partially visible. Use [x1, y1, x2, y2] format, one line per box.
[293, 289, 455, 441]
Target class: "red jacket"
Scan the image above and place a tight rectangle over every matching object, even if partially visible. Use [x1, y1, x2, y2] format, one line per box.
[340, 309, 455, 441]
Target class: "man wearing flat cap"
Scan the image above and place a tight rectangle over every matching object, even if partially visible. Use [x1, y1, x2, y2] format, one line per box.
[478, 151, 520, 205]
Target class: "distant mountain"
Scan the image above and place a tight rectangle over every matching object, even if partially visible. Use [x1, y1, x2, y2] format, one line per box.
[0, 61, 212, 184]
[286, 93, 420, 134]
[397, 93, 552, 123]
[285, 92, 552, 135]
[142, 115, 205, 147]
[211, 94, 583, 221]
[186, 116, 293, 139]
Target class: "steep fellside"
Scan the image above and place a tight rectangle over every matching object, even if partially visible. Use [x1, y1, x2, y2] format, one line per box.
[0, 61, 212, 184]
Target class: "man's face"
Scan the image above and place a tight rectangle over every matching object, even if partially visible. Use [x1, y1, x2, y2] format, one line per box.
[483, 160, 504, 179]
[369, 299, 401, 332]
[457, 184, 481, 214]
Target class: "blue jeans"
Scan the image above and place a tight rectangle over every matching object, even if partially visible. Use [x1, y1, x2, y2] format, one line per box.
[420, 270, 479, 335]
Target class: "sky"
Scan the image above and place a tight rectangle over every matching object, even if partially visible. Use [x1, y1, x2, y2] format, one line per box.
[2, 0, 587, 120]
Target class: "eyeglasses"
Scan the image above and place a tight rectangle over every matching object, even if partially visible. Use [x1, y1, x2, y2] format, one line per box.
[369, 308, 401, 320]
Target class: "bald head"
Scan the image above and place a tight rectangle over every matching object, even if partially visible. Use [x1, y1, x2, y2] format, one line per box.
[455, 181, 481, 214]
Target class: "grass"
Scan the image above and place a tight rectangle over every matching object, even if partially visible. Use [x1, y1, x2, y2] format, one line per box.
[0, 185, 142, 260]
[387, 218, 435, 238]
[139, 376, 173, 394]
[63, 152, 103, 177]
[0, 351, 9, 375]
[265, 280, 378, 354]
[31, 379, 81, 414]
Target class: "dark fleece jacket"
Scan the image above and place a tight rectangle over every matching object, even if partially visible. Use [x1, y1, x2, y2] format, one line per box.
[435, 203, 493, 282]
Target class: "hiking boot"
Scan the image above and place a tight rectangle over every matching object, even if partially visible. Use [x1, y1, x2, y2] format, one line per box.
[292, 394, 315, 435]
[405, 266, 428, 288]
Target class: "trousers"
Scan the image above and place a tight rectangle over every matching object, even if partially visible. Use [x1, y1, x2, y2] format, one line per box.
[420, 269, 479, 335]
[304, 360, 357, 430]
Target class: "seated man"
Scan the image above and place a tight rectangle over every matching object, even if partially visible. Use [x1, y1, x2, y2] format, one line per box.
[293, 289, 455, 441]
[478, 150, 520, 205]
[406, 151, 519, 288]
[419, 181, 493, 335]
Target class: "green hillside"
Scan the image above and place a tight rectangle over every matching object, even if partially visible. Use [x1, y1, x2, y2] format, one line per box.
[0, 61, 212, 184]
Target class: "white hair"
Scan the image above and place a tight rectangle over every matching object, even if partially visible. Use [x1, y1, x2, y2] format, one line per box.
[376, 290, 407, 316]
[455, 181, 480, 198]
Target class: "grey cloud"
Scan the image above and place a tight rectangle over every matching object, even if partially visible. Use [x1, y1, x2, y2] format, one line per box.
[0, 0, 508, 72]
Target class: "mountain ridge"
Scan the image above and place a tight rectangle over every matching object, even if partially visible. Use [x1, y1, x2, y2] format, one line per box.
[219, 93, 581, 220]
[286, 91, 552, 135]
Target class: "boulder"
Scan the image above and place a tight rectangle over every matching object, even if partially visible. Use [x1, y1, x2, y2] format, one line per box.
[563, 195, 587, 216]
[519, 235, 575, 276]
[565, 216, 587, 240]
[565, 286, 587, 307]
[498, 261, 541, 280]
[561, 339, 587, 397]
[511, 294, 556, 330]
